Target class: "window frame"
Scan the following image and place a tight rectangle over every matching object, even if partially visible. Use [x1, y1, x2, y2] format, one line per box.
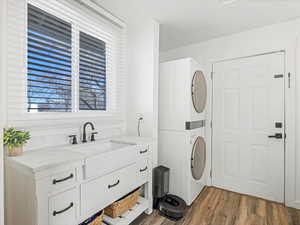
[26, 0, 115, 117]
[27, 4, 73, 113]
[77, 26, 111, 113]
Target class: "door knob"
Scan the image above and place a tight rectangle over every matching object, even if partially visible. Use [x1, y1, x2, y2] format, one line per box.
[268, 133, 283, 139]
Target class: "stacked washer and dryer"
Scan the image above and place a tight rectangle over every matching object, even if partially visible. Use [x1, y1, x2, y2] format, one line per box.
[158, 58, 208, 206]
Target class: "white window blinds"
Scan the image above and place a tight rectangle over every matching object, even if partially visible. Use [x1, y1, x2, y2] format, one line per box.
[5, 0, 126, 123]
[28, 4, 73, 112]
[79, 31, 107, 111]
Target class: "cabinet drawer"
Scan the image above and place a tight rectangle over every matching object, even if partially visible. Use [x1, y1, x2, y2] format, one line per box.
[50, 169, 77, 191]
[84, 147, 137, 179]
[137, 159, 149, 185]
[81, 163, 137, 216]
[49, 188, 78, 225]
[137, 145, 150, 157]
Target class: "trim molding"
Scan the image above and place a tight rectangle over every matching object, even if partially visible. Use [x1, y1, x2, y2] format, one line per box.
[76, 0, 127, 28]
[0, 0, 7, 223]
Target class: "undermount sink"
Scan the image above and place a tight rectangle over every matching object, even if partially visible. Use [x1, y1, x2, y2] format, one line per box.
[64, 140, 138, 179]
[64, 140, 135, 155]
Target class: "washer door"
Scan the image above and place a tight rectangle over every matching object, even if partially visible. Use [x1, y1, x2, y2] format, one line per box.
[191, 136, 206, 181]
[191, 71, 207, 113]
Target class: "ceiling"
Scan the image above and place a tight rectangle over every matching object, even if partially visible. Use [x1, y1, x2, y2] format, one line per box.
[95, 0, 300, 51]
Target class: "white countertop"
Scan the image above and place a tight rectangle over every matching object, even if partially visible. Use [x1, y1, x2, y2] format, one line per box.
[6, 147, 85, 173]
[6, 136, 154, 174]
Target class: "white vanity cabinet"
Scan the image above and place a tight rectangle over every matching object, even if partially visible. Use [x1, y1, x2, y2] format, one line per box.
[81, 163, 137, 217]
[6, 160, 83, 225]
[6, 138, 154, 225]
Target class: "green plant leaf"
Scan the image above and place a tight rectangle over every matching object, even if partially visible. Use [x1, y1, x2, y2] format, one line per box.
[3, 128, 31, 149]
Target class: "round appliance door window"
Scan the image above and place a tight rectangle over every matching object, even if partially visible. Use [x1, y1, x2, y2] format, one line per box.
[191, 136, 206, 181]
[191, 71, 207, 113]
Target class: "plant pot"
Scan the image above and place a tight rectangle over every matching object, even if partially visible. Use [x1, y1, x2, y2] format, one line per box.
[8, 146, 23, 157]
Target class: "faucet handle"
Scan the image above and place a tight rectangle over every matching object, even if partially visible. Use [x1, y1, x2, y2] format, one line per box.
[91, 132, 98, 142]
[69, 135, 78, 145]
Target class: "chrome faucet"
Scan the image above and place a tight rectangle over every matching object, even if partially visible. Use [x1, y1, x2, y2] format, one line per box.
[82, 122, 95, 143]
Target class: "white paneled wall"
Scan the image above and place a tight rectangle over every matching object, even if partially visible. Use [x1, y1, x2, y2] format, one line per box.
[1, 0, 160, 150]
[126, 18, 160, 166]
[6, 0, 27, 121]
[15, 119, 125, 152]
[6, 0, 127, 123]
[161, 19, 300, 209]
[1, 0, 129, 152]
[0, 0, 6, 224]
[126, 19, 159, 137]
[0, 1, 160, 223]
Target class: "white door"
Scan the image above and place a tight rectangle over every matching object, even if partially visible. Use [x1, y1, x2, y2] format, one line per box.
[212, 52, 285, 203]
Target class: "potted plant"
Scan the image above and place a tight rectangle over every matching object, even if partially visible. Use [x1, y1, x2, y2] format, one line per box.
[4, 128, 31, 157]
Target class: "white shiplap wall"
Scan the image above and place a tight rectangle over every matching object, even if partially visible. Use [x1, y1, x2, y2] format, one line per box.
[18, 118, 125, 151]
[125, 19, 159, 167]
[1, 1, 160, 223]
[4, 0, 128, 151]
[0, 0, 7, 223]
[6, 0, 127, 123]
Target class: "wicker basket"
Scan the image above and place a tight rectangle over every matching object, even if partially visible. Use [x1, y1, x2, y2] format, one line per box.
[80, 210, 103, 225]
[87, 215, 102, 225]
[88, 215, 102, 225]
[105, 188, 141, 218]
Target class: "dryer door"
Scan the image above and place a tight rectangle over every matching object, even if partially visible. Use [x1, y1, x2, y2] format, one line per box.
[191, 71, 207, 113]
[191, 136, 206, 181]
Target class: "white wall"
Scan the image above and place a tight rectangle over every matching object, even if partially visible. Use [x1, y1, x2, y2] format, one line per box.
[1, 0, 128, 151]
[126, 18, 160, 166]
[0, 0, 159, 153]
[161, 19, 300, 209]
[2, 13, 161, 162]
[0, 1, 160, 221]
[0, 0, 6, 223]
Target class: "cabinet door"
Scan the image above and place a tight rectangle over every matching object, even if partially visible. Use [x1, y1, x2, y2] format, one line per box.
[49, 188, 78, 225]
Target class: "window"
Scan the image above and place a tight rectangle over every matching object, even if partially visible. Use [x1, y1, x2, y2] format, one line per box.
[79, 32, 106, 111]
[27, 3, 110, 113]
[28, 4, 72, 112]
[6, 0, 125, 122]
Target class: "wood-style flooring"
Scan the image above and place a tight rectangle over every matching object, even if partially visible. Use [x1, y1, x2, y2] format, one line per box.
[132, 187, 300, 225]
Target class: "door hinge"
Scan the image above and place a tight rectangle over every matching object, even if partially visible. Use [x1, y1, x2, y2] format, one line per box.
[210, 121, 212, 128]
[274, 74, 284, 78]
[211, 72, 214, 80]
[210, 170, 212, 178]
[288, 72, 291, 88]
